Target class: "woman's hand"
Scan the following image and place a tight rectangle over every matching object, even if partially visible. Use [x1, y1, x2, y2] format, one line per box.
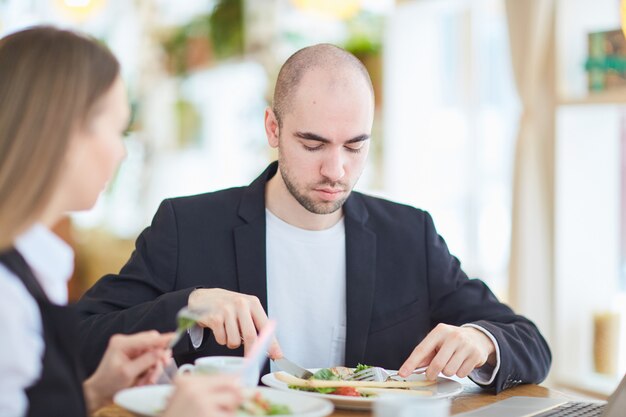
[162, 374, 242, 417]
[83, 330, 173, 412]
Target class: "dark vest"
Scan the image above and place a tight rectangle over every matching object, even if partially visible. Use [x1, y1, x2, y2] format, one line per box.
[0, 249, 87, 417]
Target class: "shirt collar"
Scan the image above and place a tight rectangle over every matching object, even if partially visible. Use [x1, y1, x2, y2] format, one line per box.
[14, 224, 74, 305]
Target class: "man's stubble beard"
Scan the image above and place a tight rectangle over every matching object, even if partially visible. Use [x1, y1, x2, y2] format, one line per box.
[278, 150, 351, 215]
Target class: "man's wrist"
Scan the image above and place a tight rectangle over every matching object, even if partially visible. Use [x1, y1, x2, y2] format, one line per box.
[187, 287, 204, 309]
[83, 377, 106, 413]
[462, 323, 501, 385]
[464, 326, 496, 365]
[187, 287, 206, 349]
[479, 330, 497, 366]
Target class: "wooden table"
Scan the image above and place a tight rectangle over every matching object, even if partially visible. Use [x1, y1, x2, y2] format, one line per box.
[95, 382, 572, 417]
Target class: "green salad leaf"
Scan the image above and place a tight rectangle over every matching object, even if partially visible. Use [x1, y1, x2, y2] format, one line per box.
[288, 365, 376, 397]
[287, 368, 340, 394]
[311, 368, 339, 381]
[288, 384, 336, 394]
[177, 316, 197, 331]
[267, 404, 292, 415]
[354, 363, 371, 373]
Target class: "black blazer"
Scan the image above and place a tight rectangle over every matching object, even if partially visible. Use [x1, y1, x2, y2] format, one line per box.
[76, 162, 551, 393]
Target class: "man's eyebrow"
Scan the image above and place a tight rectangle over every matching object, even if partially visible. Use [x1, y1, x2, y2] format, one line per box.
[345, 134, 370, 144]
[294, 131, 370, 144]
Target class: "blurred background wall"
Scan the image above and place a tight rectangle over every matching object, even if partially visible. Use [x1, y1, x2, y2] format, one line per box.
[1, 0, 625, 398]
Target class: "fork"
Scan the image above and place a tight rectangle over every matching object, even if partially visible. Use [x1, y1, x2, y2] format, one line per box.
[168, 306, 206, 348]
[345, 366, 428, 382]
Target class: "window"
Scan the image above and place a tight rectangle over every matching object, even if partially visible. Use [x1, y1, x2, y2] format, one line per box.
[381, 0, 518, 298]
[554, 0, 626, 393]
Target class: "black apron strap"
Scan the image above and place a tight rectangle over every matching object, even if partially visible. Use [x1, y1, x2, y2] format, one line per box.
[0, 247, 87, 417]
[0, 247, 49, 302]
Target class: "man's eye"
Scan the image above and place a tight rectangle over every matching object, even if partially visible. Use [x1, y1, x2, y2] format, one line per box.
[303, 144, 322, 152]
[345, 144, 364, 153]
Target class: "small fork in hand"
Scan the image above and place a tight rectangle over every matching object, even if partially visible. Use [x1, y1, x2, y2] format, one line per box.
[168, 307, 206, 348]
[345, 366, 428, 382]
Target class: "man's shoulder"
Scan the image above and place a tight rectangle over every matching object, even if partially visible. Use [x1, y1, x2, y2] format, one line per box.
[353, 191, 428, 221]
[164, 186, 247, 213]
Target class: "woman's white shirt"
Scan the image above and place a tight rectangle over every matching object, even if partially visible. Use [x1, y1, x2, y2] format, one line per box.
[0, 225, 74, 417]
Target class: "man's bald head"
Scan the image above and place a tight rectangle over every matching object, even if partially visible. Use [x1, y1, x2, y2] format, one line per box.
[272, 43, 374, 127]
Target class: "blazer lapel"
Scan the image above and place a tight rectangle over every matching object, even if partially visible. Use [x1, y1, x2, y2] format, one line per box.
[343, 194, 377, 366]
[234, 221, 267, 309]
[233, 162, 279, 311]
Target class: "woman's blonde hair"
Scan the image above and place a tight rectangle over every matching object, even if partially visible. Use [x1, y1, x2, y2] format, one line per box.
[0, 26, 120, 250]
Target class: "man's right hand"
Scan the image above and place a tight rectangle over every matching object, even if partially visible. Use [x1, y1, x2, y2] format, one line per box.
[187, 288, 283, 359]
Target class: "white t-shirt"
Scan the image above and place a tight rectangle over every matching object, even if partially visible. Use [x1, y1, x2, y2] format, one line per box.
[0, 225, 74, 417]
[266, 209, 347, 369]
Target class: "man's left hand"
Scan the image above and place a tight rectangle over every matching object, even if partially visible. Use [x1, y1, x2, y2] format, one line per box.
[398, 323, 496, 380]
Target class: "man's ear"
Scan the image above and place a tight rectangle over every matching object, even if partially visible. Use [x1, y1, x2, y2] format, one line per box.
[265, 107, 280, 148]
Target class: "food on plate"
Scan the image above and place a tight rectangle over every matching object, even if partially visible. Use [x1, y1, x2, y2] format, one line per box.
[277, 365, 435, 398]
[154, 391, 291, 416]
[238, 391, 291, 415]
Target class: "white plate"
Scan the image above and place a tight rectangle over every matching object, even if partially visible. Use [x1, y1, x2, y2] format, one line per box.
[261, 369, 464, 411]
[114, 385, 334, 417]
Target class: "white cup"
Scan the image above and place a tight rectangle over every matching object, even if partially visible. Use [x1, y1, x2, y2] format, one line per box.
[374, 396, 418, 417]
[398, 399, 450, 417]
[177, 356, 259, 387]
[374, 396, 450, 417]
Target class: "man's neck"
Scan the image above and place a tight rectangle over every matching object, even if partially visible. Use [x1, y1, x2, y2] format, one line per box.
[265, 170, 343, 231]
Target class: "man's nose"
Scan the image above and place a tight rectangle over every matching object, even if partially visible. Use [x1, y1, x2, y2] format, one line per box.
[320, 149, 345, 183]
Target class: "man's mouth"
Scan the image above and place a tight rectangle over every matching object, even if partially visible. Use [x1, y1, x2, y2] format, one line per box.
[314, 187, 346, 201]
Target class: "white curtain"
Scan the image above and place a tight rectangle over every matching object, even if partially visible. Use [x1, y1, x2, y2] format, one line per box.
[505, 0, 557, 345]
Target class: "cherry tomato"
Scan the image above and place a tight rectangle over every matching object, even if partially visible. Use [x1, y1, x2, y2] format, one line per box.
[332, 387, 361, 397]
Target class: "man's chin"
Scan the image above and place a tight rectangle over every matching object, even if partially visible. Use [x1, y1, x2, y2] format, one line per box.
[304, 197, 349, 215]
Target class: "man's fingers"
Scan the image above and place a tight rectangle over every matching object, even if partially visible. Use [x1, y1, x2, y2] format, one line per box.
[425, 337, 459, 380]
[212, 323, 227, 345]
[249, 296, 270, 331]
[399, 348, 432, 377]
[401, 325, 497, 381]
[441, 346, 469, 377]
[399, 331, 443, 377]
[250, 311, 283, 359]
[223, 308, 242, 349]
[268, 337, 283, 359]
[456, 358, 476, 379]
[193, 292, 271, 353]
[238, 311, 258, 356]
[188, 291, 280, 357]
[247, 297, 283, 358]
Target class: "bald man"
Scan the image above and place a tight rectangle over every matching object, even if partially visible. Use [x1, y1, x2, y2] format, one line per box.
[76, 44, 551, 393]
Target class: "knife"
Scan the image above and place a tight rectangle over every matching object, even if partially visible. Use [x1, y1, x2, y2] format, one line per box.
[272, 357, 314, 379]
[240, 320, 276, 387]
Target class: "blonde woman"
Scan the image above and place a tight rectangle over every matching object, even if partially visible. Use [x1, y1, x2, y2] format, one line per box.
[0, 27, 241, 417]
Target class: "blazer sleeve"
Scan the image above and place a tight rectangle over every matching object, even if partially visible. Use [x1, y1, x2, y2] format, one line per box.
[423, 211, 552, 393]
[75, 199, 195, 376]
